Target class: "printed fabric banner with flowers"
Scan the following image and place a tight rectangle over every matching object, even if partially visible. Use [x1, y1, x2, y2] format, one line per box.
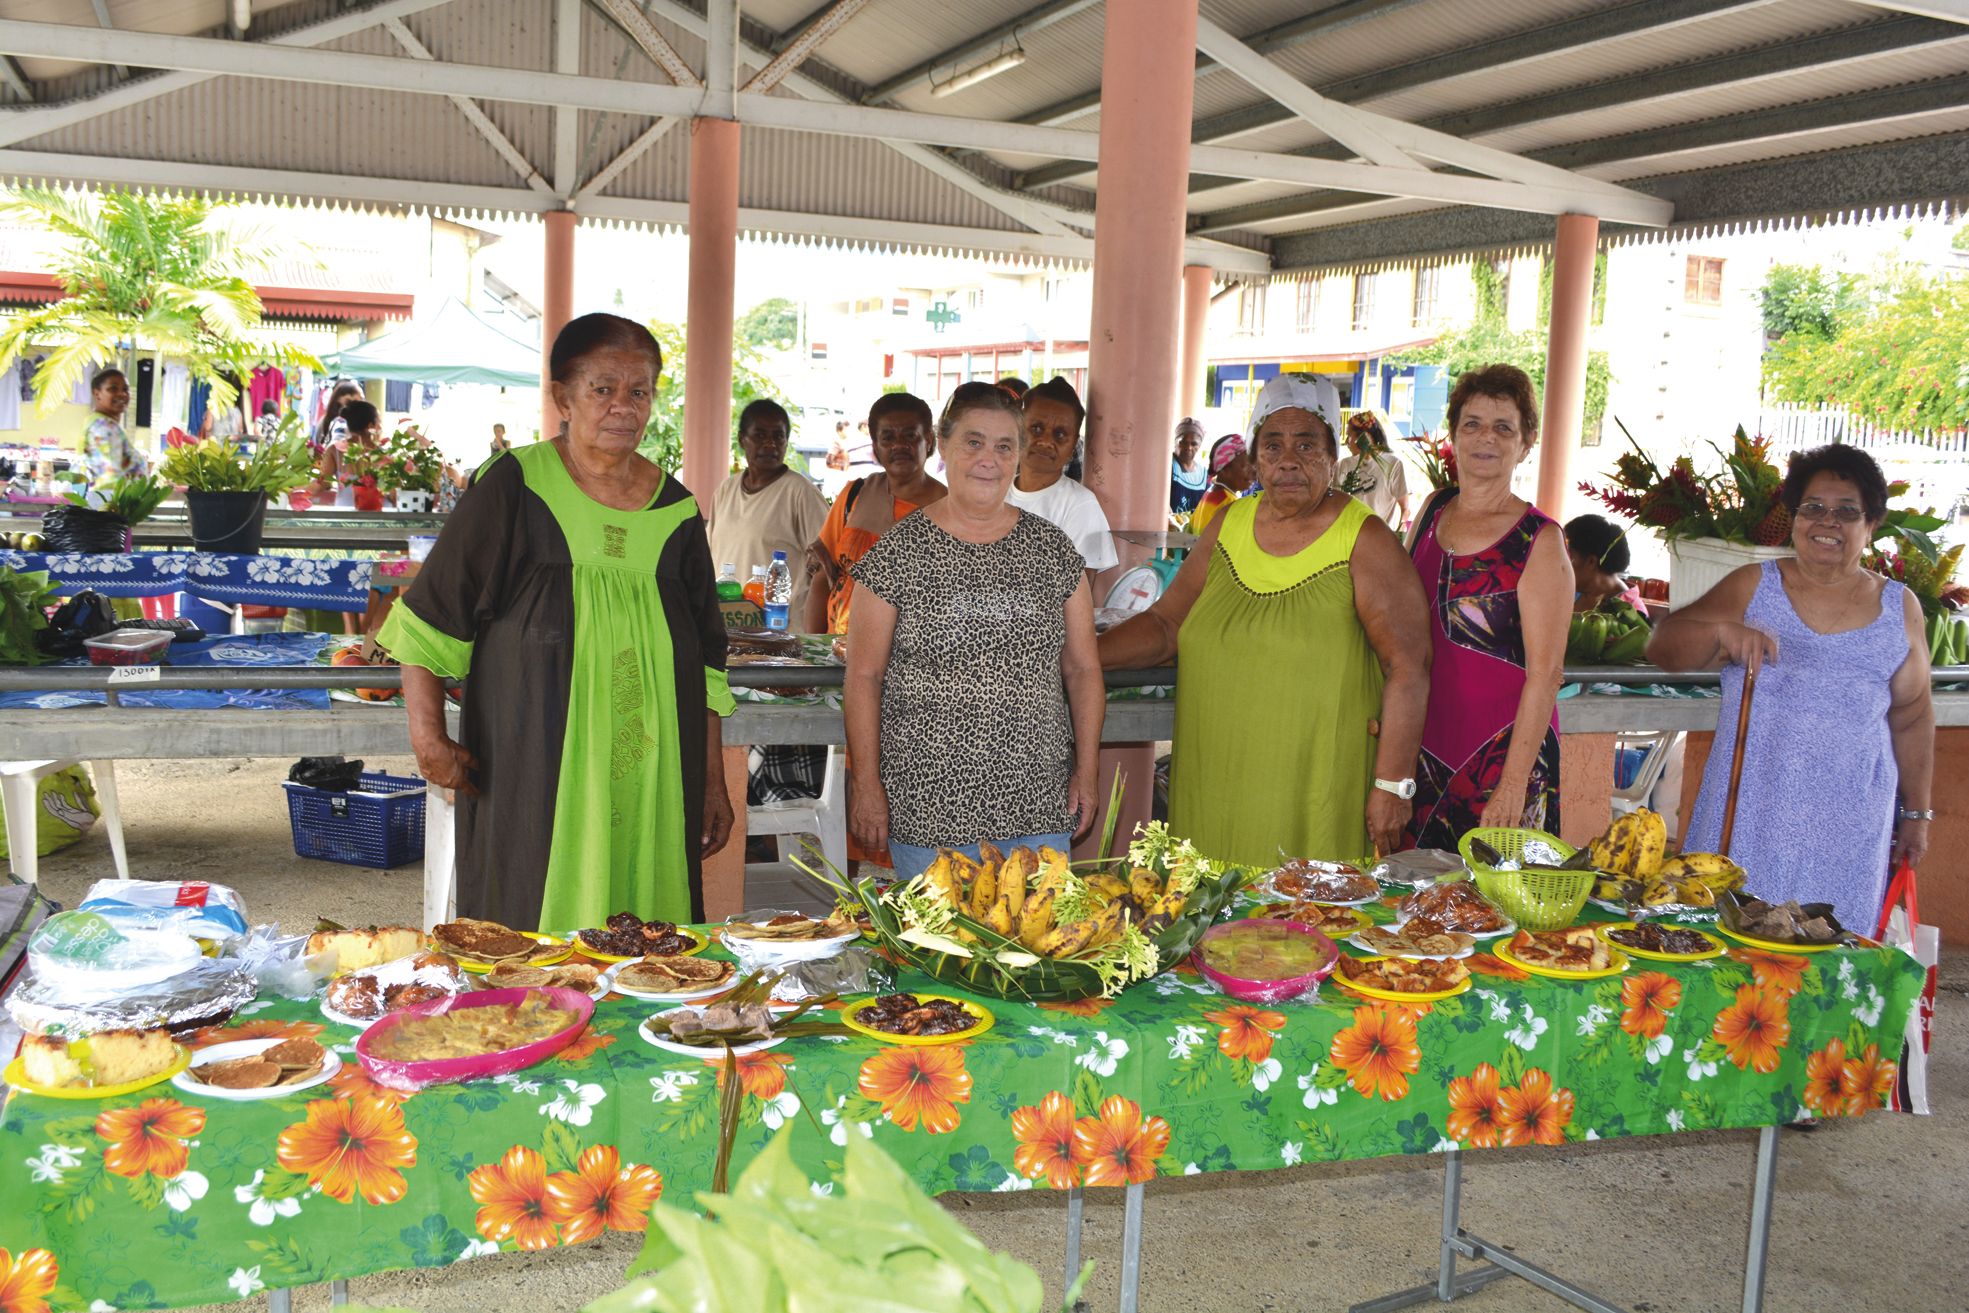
[0, 929, 1922, 1312]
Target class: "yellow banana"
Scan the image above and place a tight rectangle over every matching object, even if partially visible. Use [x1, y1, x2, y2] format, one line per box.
[1031, 853, 1069, 902]
[1129, 866, 1163, 905]
[999, 847, 1034, 923]
[1084, 898, 1127, 950]
[1673, 878, 1716, 907]
[1018, 887, 1058, 948]
[970, 860, 999, 920]
[986, 891, 1015, 936]
[923, 853, 962, 907]
[1035, 915, 1097, 959]
[1089, 873, 1129, 902]
[1632, 809, 1668, 878]
[978, 842, 1004, 866]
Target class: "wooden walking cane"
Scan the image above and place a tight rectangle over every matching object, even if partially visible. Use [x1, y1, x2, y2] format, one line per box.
[1718, 664, 1759, 854]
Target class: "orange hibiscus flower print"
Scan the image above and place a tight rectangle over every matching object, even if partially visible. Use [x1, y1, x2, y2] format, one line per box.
[857, 1045, 971, 1134]
[557, 1026, 616, 1064]
[1727, 949, 1808, 998]
[0, 1248, 57, 1313]
[1202, 1004, 1288, 1064]
[1445, 1063, 1509, 1148]
[186, 1018, 325, 1049]
[1839, 1042, 1898, 1117]
[1328, 1004, 1421, 1101]
[1618, 972, 1683, 1040]
[277, 1095, 418, 1205]
[1497, 1068, 1573, 1146]
[1011, 1091, 1081, 1189]
[1071, 1096, 1171, 1187]
[96, 1098, 205, 1179]
[544, 1145, 662, 1243]
[328, 1065, 415, 1108]
[1802, 1039, 1848, 1118]
[1466, 952, 1528, 982]
[1040, 998, 1112, 1018]
[1711, 985, 1790, 1074]
[705, 1050, 794, 1100]
[468, 1145, 559, 1250]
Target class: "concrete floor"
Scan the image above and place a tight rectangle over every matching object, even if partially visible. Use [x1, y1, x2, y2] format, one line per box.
[26, 758, 1969, 1313]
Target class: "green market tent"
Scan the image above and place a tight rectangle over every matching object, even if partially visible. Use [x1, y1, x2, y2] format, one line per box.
[324, 297, 538, 388]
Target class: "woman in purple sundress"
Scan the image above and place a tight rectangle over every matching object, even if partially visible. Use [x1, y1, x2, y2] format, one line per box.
[1651, 445, 1932, 931]
[1404, 365, 1574, 850]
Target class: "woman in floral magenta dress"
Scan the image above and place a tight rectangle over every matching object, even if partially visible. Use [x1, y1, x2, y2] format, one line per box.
[1405, 366, 1574, 849]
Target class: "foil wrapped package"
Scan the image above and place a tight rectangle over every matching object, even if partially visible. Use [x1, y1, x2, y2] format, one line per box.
[765, 946, 891, 1003]
[7, 956, 258, 1038]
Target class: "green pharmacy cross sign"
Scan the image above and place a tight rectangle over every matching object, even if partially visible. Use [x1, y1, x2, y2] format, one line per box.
[927, 300, 962, 333]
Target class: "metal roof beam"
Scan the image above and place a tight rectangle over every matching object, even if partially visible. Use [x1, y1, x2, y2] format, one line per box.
[745, 0, 874, 95]
[0, 0, 461, 149]
[1192, 73, 1969, 234]
[87, 0, 127, 80]
[383, 17, 551, 193]
[1018, 0, 1775, 191]
[573, 115, 679, 198]
[593, 0, 700, 88]
[1010, 0, 1426, 129]
[861, 0, 1099, 105]
[1849, 2, 1969, 24]
[0, 18, 1668, 224]
[635, 0, 1083, 238]
[0, 147, 1272, 274]
[0, 55, 31, 103]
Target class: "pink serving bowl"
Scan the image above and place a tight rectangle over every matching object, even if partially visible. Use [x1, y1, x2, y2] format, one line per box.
[355, 986, 595, 1091]
[1191, 920, 1339, 1003]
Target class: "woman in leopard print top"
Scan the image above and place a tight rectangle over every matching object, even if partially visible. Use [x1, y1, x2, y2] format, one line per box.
[845, 382, 1106, 880]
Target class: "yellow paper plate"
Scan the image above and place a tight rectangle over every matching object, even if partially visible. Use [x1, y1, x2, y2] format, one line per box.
[1495, 940, 1630, 980]
[1716, 925, 1841, 955]
[449, 931, 573, 975]
[1243, 904, 1373, 938]
[4, 1046, 191, 1100]
[571, 926, 708, 964]
[1331, 970, 1471, 1004]
[1594, 922, 1725, 963]
[838, 995, 995, 1046]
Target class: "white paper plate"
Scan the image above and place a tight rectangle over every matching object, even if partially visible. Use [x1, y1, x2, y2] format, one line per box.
[172, 1038, 340, 1101]
[717, 928, 859, 965]
[638, 1009, 782, 1057]
[1347, 932, 1476, 961]
[1391, 912, 1518, 942]
[601, 960, 737, 1004]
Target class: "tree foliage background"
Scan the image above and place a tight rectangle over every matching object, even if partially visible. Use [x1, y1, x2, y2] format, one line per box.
[1758, 256, 1969, 433]
[637, 321, 792, 475]
[0, 187, 315, 412]
[1393, 258, 1611, 436]
[734, 297, 799, 354]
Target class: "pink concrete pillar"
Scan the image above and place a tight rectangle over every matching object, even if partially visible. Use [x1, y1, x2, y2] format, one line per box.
[1078, 0, 1200, 858]
[683, 116, 741, 504]
[541, 210, 576, 438]
[1178, 264, 1212, 420]
[1536, 213, 1598, 517]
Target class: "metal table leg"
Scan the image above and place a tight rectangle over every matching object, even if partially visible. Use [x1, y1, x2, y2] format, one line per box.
[1742, 1125, 1779, 1313]
[1349, 1152, 1510, 1313]
[1118, 1181, 1144, 1313]
[1064, 1185, 1084, 1304]
[266, 1291, 291, 1313]
[331, 1277, 350, 1305]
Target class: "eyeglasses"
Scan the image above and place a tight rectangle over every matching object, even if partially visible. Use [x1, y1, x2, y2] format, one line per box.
[1796, 502, 1865, 524]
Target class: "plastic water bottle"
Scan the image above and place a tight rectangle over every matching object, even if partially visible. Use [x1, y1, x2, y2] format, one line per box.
[716, 562, 742, 602]
[764, 550, 792, 631]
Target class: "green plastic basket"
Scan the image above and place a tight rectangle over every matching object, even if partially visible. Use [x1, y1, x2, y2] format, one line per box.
[1457, 828, 1593, 931]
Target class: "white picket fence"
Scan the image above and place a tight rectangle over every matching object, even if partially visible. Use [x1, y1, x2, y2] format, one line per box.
[1757, 403, 1969, 518]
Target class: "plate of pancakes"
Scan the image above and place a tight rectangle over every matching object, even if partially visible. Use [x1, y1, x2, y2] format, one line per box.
[173, 1037, 338, 1100]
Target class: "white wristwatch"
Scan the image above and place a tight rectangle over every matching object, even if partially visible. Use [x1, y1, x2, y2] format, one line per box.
[1375, 777, 1417, 800]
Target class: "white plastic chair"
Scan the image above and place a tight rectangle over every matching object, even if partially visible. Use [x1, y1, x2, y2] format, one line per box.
[1609, 731, 1677, 818]
[0, 760, 130, 885]
[746, 746, 847, 882]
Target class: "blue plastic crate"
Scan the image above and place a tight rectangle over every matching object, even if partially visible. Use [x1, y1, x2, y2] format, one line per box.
[283, 771, 426, 868]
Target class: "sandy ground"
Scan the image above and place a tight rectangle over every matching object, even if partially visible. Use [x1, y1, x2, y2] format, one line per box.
[27, 758, 1969, 1313]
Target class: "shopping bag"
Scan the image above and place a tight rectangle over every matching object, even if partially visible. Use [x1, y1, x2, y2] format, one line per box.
[0, 766, 99, 862]
[1873, 861, 1936, 1115]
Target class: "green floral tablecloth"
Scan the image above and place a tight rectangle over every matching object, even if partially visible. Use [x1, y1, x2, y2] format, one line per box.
[0, 921, 1922, 1312]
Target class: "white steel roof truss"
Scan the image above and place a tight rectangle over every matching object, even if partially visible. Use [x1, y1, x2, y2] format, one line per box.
[383, 17, 552, 194]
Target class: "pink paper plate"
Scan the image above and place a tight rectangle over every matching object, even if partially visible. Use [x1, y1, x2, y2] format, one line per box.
[355, 986, 595, 1091]
[1191, 919, 1338, 1004]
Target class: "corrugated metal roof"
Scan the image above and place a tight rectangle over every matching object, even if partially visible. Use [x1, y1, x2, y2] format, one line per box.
[0, 0, 1965, 273]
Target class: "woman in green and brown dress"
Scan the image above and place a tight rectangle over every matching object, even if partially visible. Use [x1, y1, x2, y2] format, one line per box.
[378, 313, 735, 929]
[1097, 374, 1433, 866]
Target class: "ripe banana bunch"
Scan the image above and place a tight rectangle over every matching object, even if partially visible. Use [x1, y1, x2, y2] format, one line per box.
[1585, 810, 1744, 907]
[921, 845, 1188, 961]
[1585, 809, 1668, 880]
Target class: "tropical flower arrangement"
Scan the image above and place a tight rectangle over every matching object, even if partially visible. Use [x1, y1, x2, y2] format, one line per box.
[160, 423, 315, 496]
[63, 473, 171, 526]
[1405, 428, 1456, 491]
[370, 427, 442, 496]
[1578, 424, 1793, 546]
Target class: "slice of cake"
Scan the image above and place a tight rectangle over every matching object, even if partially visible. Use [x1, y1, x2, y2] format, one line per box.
[82, 1028, 179, 1087]
[20, 1034, 85, 1089]
[306, 926, 423, 973]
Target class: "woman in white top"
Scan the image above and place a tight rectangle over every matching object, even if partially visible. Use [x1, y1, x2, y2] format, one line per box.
[1006, 376, 1118, 581]
[1335, 410, 1410, 530]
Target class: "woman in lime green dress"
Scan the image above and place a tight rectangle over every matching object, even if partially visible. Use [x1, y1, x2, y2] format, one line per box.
[1098, 374, 1433, 867]
[378, 314, 735, 930]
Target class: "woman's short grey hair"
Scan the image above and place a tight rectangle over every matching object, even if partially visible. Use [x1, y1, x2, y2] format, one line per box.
[936, 381, 1025, 445]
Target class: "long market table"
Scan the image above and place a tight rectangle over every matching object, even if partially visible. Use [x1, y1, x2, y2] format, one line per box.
[0, 908, 1924, 1313]
[1, 507, 446, 552]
